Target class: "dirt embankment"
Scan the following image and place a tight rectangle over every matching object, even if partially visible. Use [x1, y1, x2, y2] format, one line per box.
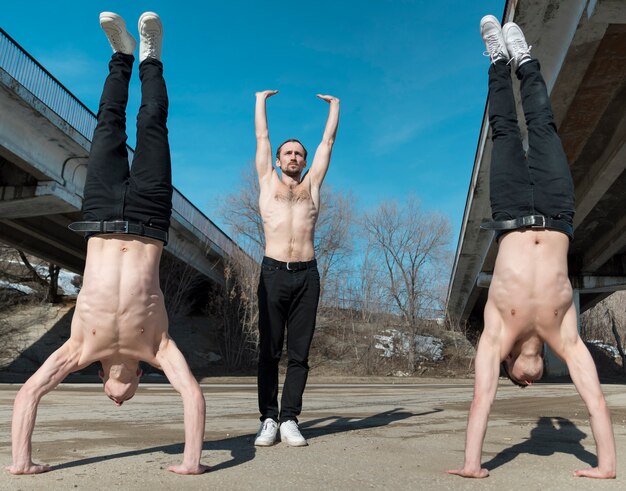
[1, 302, 479, 381]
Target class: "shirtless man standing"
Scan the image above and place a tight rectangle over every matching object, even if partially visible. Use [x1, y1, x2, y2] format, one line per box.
[252, 90, 339, 447]
[448, 17, 616, 479]
[7, 12, 207, 475]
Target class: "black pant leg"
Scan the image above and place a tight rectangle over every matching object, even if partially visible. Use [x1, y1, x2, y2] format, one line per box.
[257, 266, 288, 422]
[82, 53, 133, 221]
[518, 60, 575, 226]
[126, 58, 172, 232]
[280, 266, 320, 423]
[488, 60, 534, 221]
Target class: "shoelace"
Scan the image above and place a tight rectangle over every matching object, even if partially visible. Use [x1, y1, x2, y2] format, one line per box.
[483, 35, 506, 62]
[507, 40, 532, 65]
[144, 31, 158, 55]
[282, 421, 297, 433]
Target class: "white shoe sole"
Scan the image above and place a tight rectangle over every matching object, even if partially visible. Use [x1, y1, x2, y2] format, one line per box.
[279, 434, 308, 447]
[138, 11, 162, 34]
[99, 12, 135, 54]
[282, 439, 308, 447]
[254, 438, 276, 447]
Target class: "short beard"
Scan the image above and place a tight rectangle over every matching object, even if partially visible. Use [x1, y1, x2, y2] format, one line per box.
[282, 167, 302, 179]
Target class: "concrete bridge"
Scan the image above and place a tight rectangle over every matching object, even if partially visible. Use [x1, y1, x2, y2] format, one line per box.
[0, 28, 235, 285]
[447, 0, 626, 328]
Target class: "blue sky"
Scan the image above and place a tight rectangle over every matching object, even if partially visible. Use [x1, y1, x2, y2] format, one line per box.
[2, 0, 506, 244]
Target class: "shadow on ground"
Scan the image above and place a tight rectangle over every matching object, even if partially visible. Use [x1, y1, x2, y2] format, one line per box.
[52, 407, 437, 473]
[482, 416, 597, 471]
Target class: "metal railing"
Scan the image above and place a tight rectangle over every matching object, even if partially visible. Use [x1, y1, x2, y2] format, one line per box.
[0, 26, 236, 256]
[0, 27, 97, 140]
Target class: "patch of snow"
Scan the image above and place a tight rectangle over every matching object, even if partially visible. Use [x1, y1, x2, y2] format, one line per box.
[374, 329, 444, 361]
[0, 280, 35, 294]
[587, 340, 620, 359]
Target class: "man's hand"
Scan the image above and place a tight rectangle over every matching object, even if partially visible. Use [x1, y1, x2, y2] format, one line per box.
[447, 467, 489, 478]
[574, 467, 616, 479]
[6, 462, 51, 475]
[316, 94, 339, 104]
[10, 341, 81, 475]
[156, 337, 206, 475]
[167, 463, 210, 475]
[256, 90, 278, 99]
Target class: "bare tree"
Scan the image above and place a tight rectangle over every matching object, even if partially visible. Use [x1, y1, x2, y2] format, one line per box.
[159, 252, 205, 317]
[314, 187, 354, 302]
[217, 248, 260, 370]
[361, 196, 451, 327]
[219, 163, 355, 300]
[219, 165, 265, 258]
[354, 241, 386, 320]
[0, 248, 62, 303]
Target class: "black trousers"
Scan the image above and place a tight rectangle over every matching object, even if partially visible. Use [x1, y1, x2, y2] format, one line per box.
[488, 59, 575, 230]
[257, 257, 320, 423]
[82, 53, 172, 236]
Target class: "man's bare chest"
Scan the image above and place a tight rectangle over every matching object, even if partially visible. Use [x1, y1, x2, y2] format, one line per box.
[273, 186, 312, 204]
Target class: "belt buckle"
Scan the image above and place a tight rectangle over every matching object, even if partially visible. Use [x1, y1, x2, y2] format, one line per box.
[286, 261, 293, 271]
[537, 215, 546, 228]
[532, 215, 546, 229]
[110, 220, 129, 233]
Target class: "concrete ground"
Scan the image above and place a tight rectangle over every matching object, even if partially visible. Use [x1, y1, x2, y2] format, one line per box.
[1, 377, 625, 490]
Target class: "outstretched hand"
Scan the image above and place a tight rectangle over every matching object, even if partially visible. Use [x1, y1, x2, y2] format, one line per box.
[316, 94, 340, 104]
[447, 467, 489, 479]
[574, 466, 616, 479]
[6, 462, 51, 475]
[256, 90, 278, 99]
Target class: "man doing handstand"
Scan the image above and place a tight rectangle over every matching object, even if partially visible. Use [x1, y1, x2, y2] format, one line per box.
[448, 16, 616, 479]
[7, 12, 207, 475]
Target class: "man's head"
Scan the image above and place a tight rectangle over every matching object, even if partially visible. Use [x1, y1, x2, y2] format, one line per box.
[275, 139, 307, 179]
[99, 361, 143, 406]
[502, 345, 545, 388]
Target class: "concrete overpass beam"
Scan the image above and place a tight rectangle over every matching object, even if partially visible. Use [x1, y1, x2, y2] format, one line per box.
[0, 182, 80, 218]
[572, 275, 626, 292]
[0, 219, 84, 272]
[588, 0, 626, 23]
[574, 112, 626, 228]
[583, 214, 626, 271]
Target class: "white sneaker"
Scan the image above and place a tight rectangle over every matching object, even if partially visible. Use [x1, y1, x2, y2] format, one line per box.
[480, 15, 508, 64]
[254, 418, 279, 446]
[502, 22, 532, 70]
[138, 12, 163, 62]
[279, 420, 308, 447]
[99, 12, 136, 55]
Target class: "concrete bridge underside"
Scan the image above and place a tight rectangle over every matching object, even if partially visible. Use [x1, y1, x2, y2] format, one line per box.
[447, 0, 626, 327]
[0, 34, 235, 285]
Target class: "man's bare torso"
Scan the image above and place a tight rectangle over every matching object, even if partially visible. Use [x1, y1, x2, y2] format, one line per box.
[71, 235, 168, 367]
[260, 172, 319, 262]
[487, 229, 574, 348]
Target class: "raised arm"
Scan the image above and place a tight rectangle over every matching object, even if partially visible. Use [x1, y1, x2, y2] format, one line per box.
[308, 94, 340, 187]
[156, 337, 208, 475]
[8, 340, 81, 474]
[448, 307, 504, 478]
[255, 90, 279, 182]
[548, 311, 616, 479]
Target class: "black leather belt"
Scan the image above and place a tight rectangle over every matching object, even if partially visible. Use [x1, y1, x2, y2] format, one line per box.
[262, 257, 317, 271]
[68, 220, 168, 244]
[480, 214, 573, 239]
